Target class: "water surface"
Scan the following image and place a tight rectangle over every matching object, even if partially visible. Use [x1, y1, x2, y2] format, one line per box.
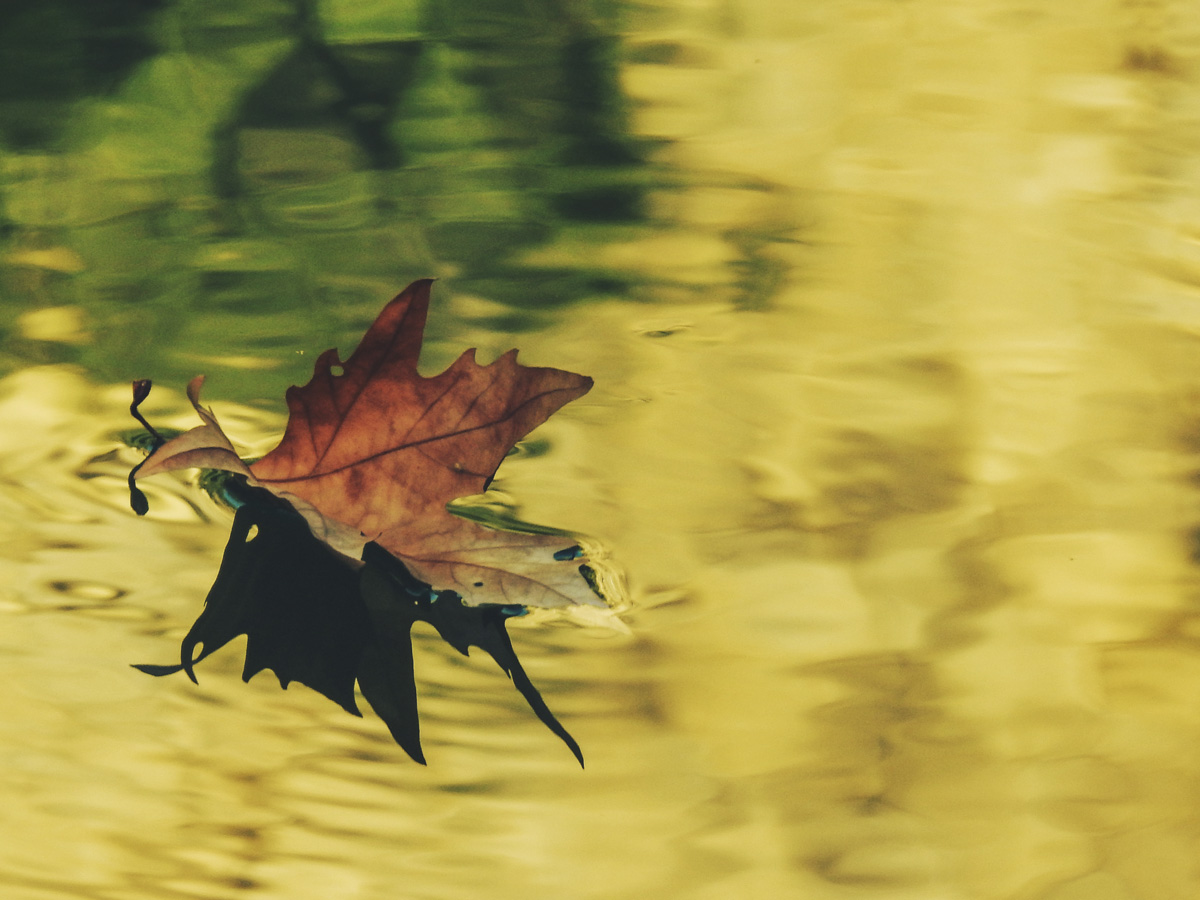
[3, 1, 1200, 898]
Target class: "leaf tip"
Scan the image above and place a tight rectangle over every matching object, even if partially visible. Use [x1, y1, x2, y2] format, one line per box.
[181, 647, 201, 685]
[185, 375, 210, 411]
[131, 662, 185, 677]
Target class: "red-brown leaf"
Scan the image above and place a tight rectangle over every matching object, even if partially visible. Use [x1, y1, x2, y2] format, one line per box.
[248, 280, 601, 608]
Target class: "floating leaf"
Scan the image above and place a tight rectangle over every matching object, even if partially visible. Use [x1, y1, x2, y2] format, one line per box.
[128, 281, 606, 764]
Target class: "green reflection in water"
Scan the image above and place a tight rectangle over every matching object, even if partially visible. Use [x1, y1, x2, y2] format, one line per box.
[0, 0, 658, 407]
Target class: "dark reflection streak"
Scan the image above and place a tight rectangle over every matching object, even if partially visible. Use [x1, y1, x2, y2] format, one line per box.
[0, 0, 166, 149]
[212, 1, 423, 207]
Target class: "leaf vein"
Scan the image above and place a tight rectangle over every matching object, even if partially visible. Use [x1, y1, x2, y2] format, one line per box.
[256, 384, 579, 486]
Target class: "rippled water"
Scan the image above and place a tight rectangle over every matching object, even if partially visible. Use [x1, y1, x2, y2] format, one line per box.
[4, 1, 1200, 898]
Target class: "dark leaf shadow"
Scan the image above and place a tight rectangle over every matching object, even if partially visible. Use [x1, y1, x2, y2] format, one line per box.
[134, 483, 583, 766]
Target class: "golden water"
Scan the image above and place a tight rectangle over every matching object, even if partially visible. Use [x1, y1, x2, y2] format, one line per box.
[3, 2, 1200, 898]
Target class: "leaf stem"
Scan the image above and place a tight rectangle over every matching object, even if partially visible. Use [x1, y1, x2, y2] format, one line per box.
[130, 380, 165, 445]
[128, 380, 165, 516]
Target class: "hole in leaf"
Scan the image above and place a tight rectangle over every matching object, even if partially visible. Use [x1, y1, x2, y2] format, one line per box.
[245, 524, 259, 542]
[473, 581, 483, 587]
[331, 364, 345, 376]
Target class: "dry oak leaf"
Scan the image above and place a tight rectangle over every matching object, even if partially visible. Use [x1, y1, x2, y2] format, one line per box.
[138, 279, 603, 609]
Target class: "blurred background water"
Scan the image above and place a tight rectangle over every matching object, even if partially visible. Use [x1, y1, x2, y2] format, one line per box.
[3, 0, 1200, 898]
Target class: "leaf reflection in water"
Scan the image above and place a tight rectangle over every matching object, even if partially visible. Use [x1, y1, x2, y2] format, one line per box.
[126, 281, 617, 766]
[134, 482, 584, 766]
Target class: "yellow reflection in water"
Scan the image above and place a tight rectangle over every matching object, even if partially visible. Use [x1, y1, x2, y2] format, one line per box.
[5, 2, 1200, 900]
